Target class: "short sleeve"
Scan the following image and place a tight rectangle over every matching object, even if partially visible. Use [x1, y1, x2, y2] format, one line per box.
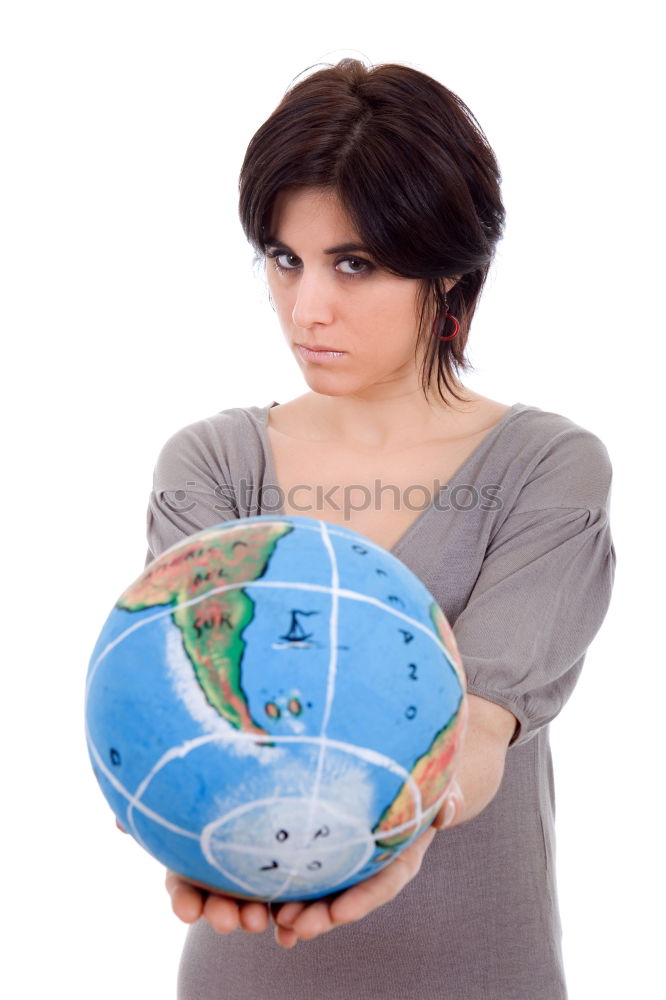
[451, 428, 617, 749]
[143, 422, 239, 570]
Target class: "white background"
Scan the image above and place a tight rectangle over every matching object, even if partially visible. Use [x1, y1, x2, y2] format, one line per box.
[1, 2, 663, 997]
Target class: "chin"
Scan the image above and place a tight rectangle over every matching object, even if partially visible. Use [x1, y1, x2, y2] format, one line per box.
[302, 376, 349, 395]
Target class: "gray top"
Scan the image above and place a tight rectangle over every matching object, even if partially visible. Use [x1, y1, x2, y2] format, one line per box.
[144, 400, 616, 1000]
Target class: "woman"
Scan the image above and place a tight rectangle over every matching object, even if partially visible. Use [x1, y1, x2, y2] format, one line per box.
[142, 59, 616, 999]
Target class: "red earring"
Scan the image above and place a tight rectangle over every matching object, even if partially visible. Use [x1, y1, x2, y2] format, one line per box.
[433, 312, 460, 341]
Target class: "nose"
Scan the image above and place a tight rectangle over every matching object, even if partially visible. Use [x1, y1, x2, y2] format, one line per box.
[290, 268, 335, 330]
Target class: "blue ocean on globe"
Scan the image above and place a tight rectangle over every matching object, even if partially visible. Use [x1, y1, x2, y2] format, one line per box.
[85, 514, 466, 902]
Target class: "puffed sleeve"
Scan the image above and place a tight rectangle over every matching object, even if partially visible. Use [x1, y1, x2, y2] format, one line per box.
[143, 421, 239, 569]
[451, 428, 617, 748]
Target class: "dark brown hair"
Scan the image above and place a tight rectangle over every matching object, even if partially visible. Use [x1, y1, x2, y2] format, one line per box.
[238, 58, 506, 406]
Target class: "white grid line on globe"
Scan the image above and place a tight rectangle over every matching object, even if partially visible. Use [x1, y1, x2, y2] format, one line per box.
[199, 793, 378, 897]
[127, 732, 420, 833]
[85, 719, 199, 841]
[86, 577, 455, 700]
[150, 516, 405, 572]
[271, 520, 342, 899]
[87, 721, 439, 861]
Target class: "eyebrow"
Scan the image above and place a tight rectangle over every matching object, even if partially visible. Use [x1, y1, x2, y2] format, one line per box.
[264, 236, 371, 256]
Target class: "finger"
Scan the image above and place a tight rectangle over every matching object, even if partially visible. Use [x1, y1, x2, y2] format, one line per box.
[433, 778, 465, 830]
[116, 818, 128, 833]
[238, 901, 271, 934]
[203, 893, 242, 934]
[165, 871, 204, 924]
[286, 898, 335, 940]
[326, 827, 437, 927]
[272, 900, 308, 929]
[268, 902, 300, 947]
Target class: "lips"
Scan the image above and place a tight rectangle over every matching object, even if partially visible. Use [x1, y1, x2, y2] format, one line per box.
[298, 343, 343, 352]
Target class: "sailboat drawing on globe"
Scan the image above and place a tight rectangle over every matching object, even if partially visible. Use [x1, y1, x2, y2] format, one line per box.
[273, 609, 320, 649]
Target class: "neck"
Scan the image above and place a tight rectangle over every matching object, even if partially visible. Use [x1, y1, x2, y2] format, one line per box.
[300, 385, 478, 451]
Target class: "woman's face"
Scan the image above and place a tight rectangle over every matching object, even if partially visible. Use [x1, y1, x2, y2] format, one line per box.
[264, 186, 443, 400]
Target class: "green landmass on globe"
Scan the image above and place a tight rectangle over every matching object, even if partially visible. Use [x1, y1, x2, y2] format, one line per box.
[118, 522, 294, 738]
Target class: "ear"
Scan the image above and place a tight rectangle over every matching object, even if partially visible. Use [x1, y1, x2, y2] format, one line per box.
[445, 275, 462, 293]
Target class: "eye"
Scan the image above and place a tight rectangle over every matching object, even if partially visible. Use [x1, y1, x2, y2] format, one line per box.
[265, 250, 373, 280]
[268, 252, 299, 272]
[338, 257, 370, 276]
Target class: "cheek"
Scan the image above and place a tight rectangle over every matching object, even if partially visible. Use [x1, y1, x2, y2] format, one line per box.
[371, 293, 421, 339]
[357, 288, 407, 326]
[375, 280, 420, 316]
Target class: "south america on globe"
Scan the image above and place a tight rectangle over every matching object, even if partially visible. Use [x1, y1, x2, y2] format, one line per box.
[84, 515, 468, 902]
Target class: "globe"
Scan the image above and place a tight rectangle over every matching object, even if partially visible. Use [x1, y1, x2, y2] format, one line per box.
[84, 514, 467, 903]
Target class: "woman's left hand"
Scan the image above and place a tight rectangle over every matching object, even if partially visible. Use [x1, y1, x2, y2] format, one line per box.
[271, 791, 461, 949]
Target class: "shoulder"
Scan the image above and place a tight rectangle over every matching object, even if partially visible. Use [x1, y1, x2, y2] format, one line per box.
[505, 404, 614, 512]
[516, 404, 613, 481]
[152, 404, 271, 486]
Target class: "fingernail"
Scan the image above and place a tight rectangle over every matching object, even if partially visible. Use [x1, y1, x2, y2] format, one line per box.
[275, 926, 298, 947]
[443, 797, 457, 829]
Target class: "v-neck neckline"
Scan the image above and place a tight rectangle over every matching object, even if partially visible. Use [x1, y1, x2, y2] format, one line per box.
[252, 400, 528, 556]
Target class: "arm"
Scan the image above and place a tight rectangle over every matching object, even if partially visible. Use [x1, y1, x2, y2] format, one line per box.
[432, 693, 517, 831]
